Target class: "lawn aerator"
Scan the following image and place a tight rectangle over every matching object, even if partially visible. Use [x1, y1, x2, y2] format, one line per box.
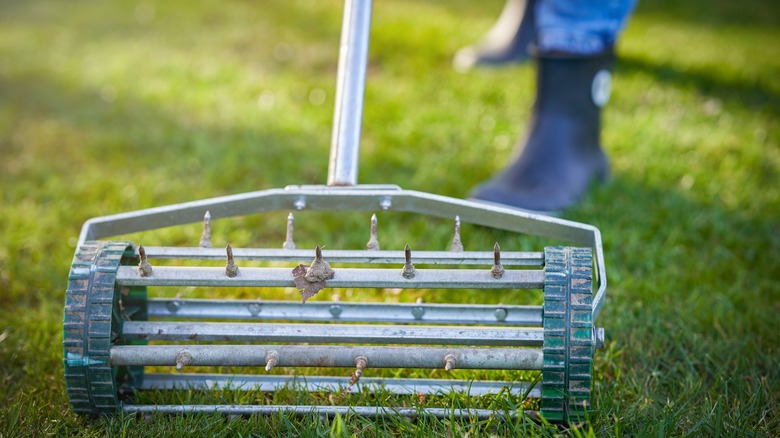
[63, 0, 607, 423]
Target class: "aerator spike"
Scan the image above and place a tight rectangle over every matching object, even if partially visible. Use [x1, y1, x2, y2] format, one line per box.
[282, 213, 295, 250]
[265, 351, 279, 372]
[175, 350, 192, 371]
[225, 244, 239, 278]
[304, 245, 335, 283]
[292, 245, 335, 303]
[199, 211, 212, 248]
[366, 214, 380, 250]
[402, 244, 416, 279]
[444, 353, 457, 371]
[137, 245, 152, 277]
[491, 242, 505, 279]
[354, 356, 368, 379]
[450, 216, 464, 252]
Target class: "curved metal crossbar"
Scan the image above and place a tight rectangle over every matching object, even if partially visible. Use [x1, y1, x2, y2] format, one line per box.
[77, 185, 606, 319]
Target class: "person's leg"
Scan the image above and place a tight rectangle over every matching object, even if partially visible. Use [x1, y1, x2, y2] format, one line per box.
[470, 0, 636, 213]
[535, 0, 636, 56]
[453, 0, 536, 72]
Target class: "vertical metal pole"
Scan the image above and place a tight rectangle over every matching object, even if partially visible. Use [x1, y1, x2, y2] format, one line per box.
[327, 0, 372, 186]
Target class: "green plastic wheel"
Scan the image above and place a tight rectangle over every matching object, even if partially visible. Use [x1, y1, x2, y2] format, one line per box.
[62, 241, 147, 414]
[541, 246, 594, 423]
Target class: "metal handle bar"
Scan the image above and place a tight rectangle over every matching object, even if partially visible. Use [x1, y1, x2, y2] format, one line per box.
[327, 0, 372, 186]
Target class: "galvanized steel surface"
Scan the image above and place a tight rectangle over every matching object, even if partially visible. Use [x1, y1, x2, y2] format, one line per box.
[122, 321, 544, 346]
[115, 265, 546, 289]
[146, 298, 544, 325]
[75, 185, 606, 319]
[142, 246, 544, 266]
[110, 345, 544, 370]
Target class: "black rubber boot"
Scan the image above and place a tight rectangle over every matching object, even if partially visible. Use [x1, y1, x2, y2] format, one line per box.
[453, 0, 536, 72]
[470, 52, 614, 213]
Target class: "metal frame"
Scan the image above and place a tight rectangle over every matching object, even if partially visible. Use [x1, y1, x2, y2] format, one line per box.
[145, 298, 544, 325]
[76, 186, 606, 319]
[140, 246, 545, 265]
[63, 240, 599, 422]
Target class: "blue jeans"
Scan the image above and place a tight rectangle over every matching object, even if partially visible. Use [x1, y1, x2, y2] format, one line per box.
[535, 0, 637, 55]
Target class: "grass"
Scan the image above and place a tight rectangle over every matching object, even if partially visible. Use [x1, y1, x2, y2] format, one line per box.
[1, 0, 778, 435]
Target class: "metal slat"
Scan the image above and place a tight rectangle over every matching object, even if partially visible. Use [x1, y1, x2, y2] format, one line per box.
[122, 321, 544, 346]
[147, 298, 544, 325]
[123, 404, 528, 419]
[142, 247, 544, 266]
[110, 345, 544, 370]
[115, 266, 545, 289]
[76, 185, 606, 320]
[139, 373, 540, 397]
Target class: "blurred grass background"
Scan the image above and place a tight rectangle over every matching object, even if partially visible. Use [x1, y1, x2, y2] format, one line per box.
[0, 0, 778, 435]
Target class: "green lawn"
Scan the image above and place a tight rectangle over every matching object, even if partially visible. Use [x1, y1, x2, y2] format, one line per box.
[1, 0, 778, 436]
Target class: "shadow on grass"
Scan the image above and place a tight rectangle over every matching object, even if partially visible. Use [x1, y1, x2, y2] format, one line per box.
[633, 0, 780, 29]
[573, 174, 779, 433]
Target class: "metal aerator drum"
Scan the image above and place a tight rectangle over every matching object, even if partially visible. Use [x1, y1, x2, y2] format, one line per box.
[63, 0, 608, 424]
